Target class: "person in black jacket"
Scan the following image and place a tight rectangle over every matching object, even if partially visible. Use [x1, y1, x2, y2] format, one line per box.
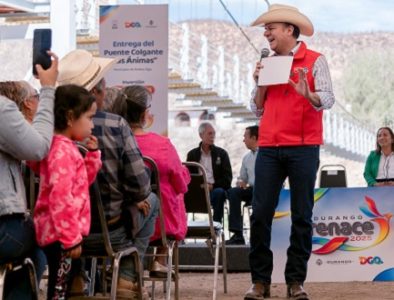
[187, 122, 232, 223]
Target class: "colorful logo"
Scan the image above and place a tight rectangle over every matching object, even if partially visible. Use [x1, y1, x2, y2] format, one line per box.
[99, 5, 119, 24]
[125, 21, 141, 28]
[274, 188, 328, 219]
[312, 196, 392, 255]
[359, 256, 384, 265]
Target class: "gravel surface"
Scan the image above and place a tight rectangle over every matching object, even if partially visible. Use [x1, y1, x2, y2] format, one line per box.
[145, 272, 394, 300]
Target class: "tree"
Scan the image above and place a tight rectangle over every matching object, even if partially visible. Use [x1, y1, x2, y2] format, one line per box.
[343, 49, 394, 127]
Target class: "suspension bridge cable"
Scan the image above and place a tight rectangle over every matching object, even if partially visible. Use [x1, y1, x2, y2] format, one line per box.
[217, 0, 260, 55]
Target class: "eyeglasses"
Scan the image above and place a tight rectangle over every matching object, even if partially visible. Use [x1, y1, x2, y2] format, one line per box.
[29, 93, 39, 100]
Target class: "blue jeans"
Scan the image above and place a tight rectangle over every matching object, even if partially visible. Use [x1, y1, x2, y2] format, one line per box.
[210, 188, 227, 223]
[227, 186, 253, 233]
[0, 215, 46, 300]
[249, 146, 319, 284]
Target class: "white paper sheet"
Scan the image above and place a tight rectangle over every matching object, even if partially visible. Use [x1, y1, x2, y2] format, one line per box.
[258, 56, 293, 86]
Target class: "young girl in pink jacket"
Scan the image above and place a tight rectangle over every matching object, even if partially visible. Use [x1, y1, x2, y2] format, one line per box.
[29, 84, 102, 300]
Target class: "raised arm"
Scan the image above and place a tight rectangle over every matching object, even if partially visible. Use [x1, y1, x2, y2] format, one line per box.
[0, 52, 58, 160]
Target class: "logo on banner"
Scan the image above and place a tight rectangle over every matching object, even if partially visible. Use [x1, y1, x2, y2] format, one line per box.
[112, 20, 118, 29]
[326, 259, 353, 265]
[359, 256, 384, 265]
[316, 259, 323, 266]
[125, 21, 141, 28]
[146, 19, 157, 28]
[316, 258, 354, 266]
[274, 188, 328, 219]
[312, 196, 392, 255]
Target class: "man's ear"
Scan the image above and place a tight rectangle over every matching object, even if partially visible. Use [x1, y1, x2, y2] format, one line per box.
[287, 24, 295, 36]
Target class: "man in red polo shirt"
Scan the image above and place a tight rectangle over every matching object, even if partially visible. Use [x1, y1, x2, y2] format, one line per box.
[245, 4, 335, 300]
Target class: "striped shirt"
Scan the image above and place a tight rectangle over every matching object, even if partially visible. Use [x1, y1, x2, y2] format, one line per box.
[250, 42, 335, 116]
[92, 111, 151, 219]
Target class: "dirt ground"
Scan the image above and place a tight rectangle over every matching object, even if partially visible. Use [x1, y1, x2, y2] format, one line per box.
[148, 272, 394, 300]
[38, 272, 394, 299]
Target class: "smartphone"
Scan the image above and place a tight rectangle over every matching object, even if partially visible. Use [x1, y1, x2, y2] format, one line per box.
[32, 29, 52, 76]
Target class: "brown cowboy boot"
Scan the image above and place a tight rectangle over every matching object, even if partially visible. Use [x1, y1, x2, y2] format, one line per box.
[244, 282, 271, 300]
[287, 283, 309, 300]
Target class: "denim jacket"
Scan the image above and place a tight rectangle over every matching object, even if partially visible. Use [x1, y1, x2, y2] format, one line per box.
[0, 87, 55, 216]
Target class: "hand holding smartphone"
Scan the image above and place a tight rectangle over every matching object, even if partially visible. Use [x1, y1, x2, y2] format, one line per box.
[32, 29, 52, 76]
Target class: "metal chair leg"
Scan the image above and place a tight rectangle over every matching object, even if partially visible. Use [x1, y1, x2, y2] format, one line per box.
[111, 254, 121, 300]
[212, 235, 221, 300]
[88, 257, 97, 296]
[134, 252, 143, 300]
[165, 241, 174, 300]
[221, 232, 228, 293]
[24, 258, 39, 300]
[151, 281, 156, 300]
[174, 242, 180, 300]
[0, 264, 8, 300]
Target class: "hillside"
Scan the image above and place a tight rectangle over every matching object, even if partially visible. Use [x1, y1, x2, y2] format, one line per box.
[173, 20, 394, 126]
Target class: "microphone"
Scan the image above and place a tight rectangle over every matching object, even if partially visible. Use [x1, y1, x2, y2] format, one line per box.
[254, 48, 270, 81]
[260, 48, 270, 61]
[251, 48, 270, 117]
[256, 48, 270, 80]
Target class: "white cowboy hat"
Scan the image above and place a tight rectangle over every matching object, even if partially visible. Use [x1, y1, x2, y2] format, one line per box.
[251, 4, 314, 37]
[58, 49, 117, 91]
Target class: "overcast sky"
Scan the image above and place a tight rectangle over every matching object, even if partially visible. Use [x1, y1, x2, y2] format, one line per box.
[121, 0, 394, 33]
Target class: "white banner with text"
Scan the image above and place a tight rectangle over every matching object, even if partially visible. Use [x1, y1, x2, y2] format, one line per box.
[99, 4, 168, 135]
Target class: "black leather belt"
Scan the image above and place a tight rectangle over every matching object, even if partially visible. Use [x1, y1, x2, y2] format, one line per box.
[0, 213, 26, 221]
